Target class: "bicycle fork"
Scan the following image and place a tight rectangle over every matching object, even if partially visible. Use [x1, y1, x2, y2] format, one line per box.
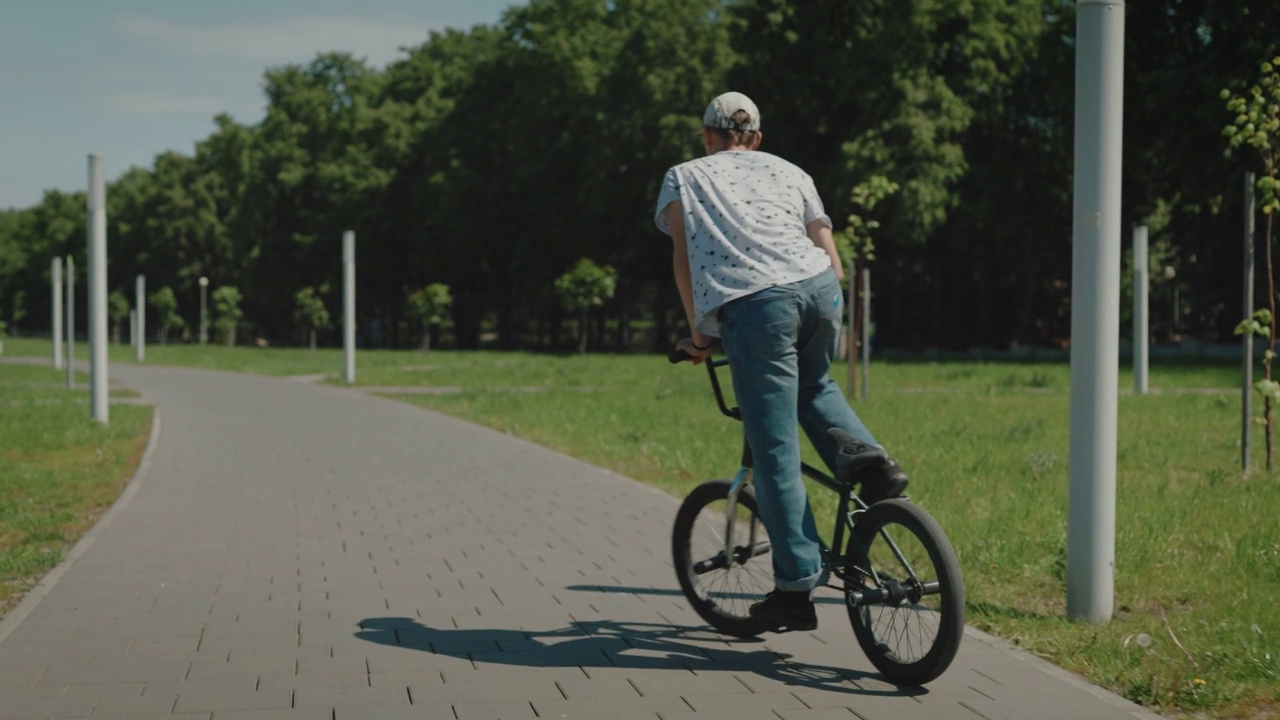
[836, 507, 938, 607]
[715, 467, 773, 570]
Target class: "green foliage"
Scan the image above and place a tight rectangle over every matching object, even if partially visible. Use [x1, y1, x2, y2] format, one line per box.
[1235, 308, 1272, 338]
[107, 290, 130, 345]
[834, 176, 900, 266]
[293, 286, 330, 350]
[1223, 55, 1280, 214]
[407, 283, 452, 328]
[212, 286, 243, 347]
[555, 257, 617, 353]
[107, 291, 130, 325]
[148, 287, 185, 344]
[293, 287, 331, 332]
[1225, 55, 1280, 467]
[407, 283, 453, 352]
[554, 258, 617, 313]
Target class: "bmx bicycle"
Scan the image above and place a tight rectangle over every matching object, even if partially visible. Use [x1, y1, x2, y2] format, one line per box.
[668, 351, 964, 685]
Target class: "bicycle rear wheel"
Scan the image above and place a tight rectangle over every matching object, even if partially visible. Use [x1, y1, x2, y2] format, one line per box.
[671, 480, 772, 638]
[843, 498, 964, 685]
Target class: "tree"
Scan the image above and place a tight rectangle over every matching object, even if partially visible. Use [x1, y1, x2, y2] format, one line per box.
[108, 290, 130, 345]
[834, 176, 901, 269]
[149, 287, 184, 345]
[835, 176, 900, 387]
[406, 283, 452, 353]
[293, 286, 331, 351]
[1225, 54, 1280, 470]
[554, 258, 617, 353]
[212, 286, 244, 348]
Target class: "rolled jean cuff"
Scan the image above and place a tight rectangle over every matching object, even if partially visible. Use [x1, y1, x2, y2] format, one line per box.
[774, 567, 828, 593]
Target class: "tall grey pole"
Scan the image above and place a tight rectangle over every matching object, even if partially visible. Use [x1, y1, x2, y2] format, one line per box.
[1243, 172, 1256, 470]
[135, 275, 145, 363]
[52, 257, 64, 370]
[66, 256, 75, 390]
[846, 255, 856, 396]
[860, 266, 871, 400]
[1067, 0, 1124, 624]
[199, 276, 209, 344]
[343, 230, 356, 385]
[87, 155, 109, 424]
[1132, 226, 1149, 394]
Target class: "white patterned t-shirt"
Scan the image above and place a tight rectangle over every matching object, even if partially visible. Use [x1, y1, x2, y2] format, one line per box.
[654, 150, 833, 336]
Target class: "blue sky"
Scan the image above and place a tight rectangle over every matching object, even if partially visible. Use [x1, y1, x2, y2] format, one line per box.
[1, 0, 520, 210]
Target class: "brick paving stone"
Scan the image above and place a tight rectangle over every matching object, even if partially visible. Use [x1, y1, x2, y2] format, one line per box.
[172, 688, 293, 713]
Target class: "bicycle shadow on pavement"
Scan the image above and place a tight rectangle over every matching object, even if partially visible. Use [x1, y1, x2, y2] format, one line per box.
[355, 616, 920, 698]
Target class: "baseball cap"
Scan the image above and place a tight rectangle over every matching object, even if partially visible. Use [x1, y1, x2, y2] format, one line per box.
[703, 91, 761, 131]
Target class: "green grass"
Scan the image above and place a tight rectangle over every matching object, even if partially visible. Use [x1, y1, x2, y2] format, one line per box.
[0, 361, 152, 617]
[3, 335, 1276, 717]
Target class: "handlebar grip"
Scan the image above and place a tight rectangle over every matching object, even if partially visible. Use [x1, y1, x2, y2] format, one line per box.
[668, 348, 693, 364]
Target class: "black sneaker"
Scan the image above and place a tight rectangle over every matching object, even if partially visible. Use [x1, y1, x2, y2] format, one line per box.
[749, 590, 818, 633]
[860, 460, 909, 505]
[826, 428, 909, 504]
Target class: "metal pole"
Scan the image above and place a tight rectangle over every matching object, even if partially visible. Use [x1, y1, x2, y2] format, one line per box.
[135, 275, 145, 363]
[52, 257, 63, 370]
[1243, 172, 1256, 470]
[860, 266, 871, 400]
[343, 230, 356, 385]
[66, 256, 75, 390]
[847, 254, 856, 398]
[199, 276, 209, 345]
[1133, 226, 1148, 394]
[1067, 0, 1123, 624]
[87, 155, 109, 424]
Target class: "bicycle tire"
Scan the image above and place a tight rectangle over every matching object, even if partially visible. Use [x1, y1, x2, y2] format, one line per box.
[844, 498, 964, 685]
[671, 480, 772, 638]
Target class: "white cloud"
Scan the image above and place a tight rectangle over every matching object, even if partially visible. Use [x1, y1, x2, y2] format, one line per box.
[106, 93, 229, 115]
[115, 15, 434, 68]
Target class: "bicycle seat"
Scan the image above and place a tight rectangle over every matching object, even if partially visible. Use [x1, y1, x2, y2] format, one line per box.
[828, 428, 888, 479]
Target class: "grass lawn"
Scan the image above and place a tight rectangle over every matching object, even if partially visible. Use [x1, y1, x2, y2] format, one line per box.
[2, 335, 1276, 717]
[0, 360, 152, 619]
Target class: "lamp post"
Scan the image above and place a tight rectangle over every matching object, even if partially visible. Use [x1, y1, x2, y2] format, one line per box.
[199, 276, 209, 345]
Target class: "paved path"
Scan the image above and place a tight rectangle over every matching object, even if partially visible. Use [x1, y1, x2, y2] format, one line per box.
[0, 364, 1166, 720]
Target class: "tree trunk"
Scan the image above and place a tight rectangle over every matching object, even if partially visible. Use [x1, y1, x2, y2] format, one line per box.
[579, 308, 588, 354]
[309, 329, 316, 351]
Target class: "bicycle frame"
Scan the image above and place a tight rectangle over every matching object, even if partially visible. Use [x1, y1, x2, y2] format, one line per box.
[698, 357, 921, 604]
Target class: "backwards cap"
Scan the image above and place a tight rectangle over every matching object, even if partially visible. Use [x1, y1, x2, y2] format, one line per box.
[703, 91, 760, 132]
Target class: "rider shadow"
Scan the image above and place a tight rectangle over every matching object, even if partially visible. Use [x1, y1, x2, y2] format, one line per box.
[355, 614, 920, 698]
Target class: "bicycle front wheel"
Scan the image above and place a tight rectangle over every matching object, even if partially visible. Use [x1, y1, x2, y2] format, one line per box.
[844, 498, 964, 685]
[671, 480, 772, 638]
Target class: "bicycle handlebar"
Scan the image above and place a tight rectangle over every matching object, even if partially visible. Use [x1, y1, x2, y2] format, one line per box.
[669, 346, 739, 420]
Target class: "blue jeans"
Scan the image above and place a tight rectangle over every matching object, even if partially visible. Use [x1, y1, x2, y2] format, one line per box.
[717, 269, 879, 592]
